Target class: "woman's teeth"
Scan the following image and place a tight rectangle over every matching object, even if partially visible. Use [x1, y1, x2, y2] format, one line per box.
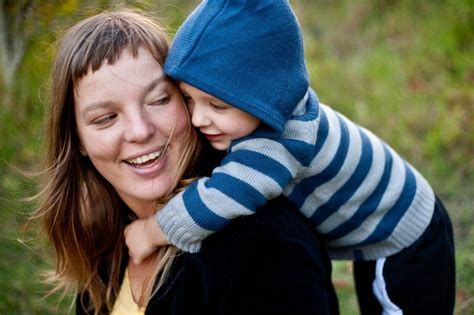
[127, 150, 162, 165]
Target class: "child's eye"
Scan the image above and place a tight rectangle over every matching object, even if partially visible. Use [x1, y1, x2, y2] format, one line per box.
[210, 103, 227, 110]
[182, 95, 195, 111]
[93, 114, 117, 126]
[182, 94, 193, 105]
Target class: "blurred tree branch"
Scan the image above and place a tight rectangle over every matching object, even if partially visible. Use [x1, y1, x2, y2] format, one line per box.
[0, 0, 36, 92]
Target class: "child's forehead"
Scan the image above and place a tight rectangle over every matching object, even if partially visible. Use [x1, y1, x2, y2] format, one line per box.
[178, 81, 226, 102]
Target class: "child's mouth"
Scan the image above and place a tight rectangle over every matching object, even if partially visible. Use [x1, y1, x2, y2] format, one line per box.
[204, 133, 223, 141]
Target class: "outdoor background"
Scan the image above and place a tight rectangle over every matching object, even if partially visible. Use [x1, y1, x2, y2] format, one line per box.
[0, 0, 472, 314]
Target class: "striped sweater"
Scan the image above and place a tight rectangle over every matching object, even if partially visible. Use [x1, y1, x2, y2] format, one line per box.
[156, 89, 435, 260]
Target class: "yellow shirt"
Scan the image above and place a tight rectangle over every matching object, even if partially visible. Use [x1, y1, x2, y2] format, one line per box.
[111, 270, 146, 315]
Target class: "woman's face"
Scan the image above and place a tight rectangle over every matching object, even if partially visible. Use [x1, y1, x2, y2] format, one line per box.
[74, 47, 188, 216]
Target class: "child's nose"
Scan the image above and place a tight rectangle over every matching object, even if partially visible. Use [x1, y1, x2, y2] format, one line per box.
[191, 105, 211, 127]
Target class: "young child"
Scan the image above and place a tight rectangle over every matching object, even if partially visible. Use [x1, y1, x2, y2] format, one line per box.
[125, 0, 455, 313]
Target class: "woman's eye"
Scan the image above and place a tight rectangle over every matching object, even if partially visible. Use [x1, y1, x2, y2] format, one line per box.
[93, 114, 117, 125]
[149, 96, 170, 106]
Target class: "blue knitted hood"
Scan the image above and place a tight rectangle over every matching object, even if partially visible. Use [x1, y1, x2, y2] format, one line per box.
[164, 0, 309, 133]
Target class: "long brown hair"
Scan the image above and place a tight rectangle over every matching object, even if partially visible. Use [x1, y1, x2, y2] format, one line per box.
[31, 9, 200, 314]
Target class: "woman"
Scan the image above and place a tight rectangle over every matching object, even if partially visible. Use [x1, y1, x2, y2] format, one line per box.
[33, 9, 338, 314]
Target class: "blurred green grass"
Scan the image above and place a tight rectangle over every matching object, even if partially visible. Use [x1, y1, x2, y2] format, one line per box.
[1, 0, 472, 313]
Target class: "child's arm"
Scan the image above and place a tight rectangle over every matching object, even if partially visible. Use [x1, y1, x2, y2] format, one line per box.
[124, 216, 169, 264]
[154, 133, 312, 253]
[126, 96, 317, 258]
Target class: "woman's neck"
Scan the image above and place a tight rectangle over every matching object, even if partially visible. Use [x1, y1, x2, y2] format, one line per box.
[127, 257, 155, 306]
[119, 195, 156, 219]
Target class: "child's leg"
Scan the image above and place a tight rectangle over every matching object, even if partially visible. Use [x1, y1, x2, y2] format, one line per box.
[353, 196, 455, 315]
[353, 260, 383, 314]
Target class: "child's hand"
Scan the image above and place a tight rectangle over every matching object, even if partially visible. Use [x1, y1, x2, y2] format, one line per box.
[124, 216, 169, 264]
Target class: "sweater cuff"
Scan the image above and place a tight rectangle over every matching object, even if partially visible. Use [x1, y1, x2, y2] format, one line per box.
[155, 203, 210, 253]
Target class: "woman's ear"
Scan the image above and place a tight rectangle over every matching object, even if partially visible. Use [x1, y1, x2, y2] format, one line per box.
[79, 145, 87, 156]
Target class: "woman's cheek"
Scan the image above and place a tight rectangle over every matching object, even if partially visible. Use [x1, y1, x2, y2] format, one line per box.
[82, 128, 121, 160]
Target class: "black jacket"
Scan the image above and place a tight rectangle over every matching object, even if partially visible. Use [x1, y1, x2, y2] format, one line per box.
[77, 197, 339, 315]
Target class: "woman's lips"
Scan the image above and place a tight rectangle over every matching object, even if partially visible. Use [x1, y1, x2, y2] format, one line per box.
[126, 149, 163, 165]
[124, 147, 169, 177]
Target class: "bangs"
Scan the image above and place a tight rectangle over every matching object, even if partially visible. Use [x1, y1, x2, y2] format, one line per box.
[61, 10, 169, 86]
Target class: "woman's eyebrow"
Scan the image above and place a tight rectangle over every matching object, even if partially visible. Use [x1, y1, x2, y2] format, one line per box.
[80, 100, 111, 117]
[145, 75, 167, 92]
[80, 75, 168, 118]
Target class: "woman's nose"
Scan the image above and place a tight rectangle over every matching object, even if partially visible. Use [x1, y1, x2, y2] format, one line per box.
[191, 104, 211, 127]
[124, 110, 155, 142]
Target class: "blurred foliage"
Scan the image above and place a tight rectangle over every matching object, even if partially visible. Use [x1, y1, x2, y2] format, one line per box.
[0, 0, 472, 313]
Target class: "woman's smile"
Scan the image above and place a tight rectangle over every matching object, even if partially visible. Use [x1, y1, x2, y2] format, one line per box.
[123, 146, 169, 177]
[125, 149, 164, 166]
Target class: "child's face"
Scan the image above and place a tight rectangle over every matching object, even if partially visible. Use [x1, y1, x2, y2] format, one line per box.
[179, 82, 260, 151]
